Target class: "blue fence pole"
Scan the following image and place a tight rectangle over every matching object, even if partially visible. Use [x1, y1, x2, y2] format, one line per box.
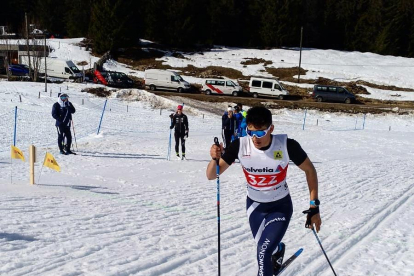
[13, 106, 17, 146]
[97, 99, 108, 135]
[302, 109, 307, 130]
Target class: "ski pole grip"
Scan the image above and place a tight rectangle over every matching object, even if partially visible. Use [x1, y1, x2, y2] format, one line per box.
[213, 137, 220, 164]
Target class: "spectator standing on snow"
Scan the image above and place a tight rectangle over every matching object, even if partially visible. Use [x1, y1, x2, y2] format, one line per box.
[222, 106, 236, 150]
[207, 106, 321, 276]
[170, 105, 189, 160]
[52, 93, 76, 155]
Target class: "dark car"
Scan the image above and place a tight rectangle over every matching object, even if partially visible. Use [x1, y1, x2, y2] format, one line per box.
[94, 71, 134, 88]
[8, 64, 30, 76]
[311, 85, 356, 104]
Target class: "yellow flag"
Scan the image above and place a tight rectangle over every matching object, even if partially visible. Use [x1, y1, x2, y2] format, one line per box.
[11, 145, 25, 161]
[43, 152, 60, 172]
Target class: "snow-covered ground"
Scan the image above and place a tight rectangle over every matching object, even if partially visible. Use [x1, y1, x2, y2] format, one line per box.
[1, 39, 414, 276]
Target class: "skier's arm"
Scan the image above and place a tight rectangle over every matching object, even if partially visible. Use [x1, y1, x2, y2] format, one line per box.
[51, 103, 61, 121]
[68, 102, 76, 114]
[298, 157, 322, 232]
[206, 143, 230, 180]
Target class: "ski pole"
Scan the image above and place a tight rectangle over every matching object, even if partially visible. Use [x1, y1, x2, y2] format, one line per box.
[167, 129, 172, 160]
[213, 137, 221, 276]
[311, 228, 338, 276]
[72, 120, 78, 151]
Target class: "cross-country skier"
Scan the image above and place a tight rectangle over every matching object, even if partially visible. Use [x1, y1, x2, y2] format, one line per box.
[206, 106, 321, 276]
[52, 93, 76, 155]
[169, 105, 189, 160]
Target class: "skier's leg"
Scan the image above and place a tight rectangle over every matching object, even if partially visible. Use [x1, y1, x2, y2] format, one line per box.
[181, 133, 186, 154]
[64, 127, 73, 151]
[222, 129, 226, 149]
[57, 126, 64, 151]
[174, 132, 180, 155]
[246, 196, 293, 276]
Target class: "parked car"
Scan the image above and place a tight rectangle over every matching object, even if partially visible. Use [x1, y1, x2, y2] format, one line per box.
[8, 64, 30, 76]
[93, 70, 134, 88]
[248, 76, 289, 99]
[144, 69, 190, 93]
[311, 85, 356, 104]
[202, 78, 243, 96]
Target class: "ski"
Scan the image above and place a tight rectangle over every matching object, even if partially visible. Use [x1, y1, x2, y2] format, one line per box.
[274, 248, 303, 276]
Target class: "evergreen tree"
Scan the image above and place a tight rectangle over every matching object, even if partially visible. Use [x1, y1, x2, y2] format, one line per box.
[65, 0, 92, 38]
[89, 0, 134, 54]
[34, 0, 67, 34]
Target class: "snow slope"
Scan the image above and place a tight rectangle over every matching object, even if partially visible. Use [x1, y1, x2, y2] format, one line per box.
[1, 39, 414, 276]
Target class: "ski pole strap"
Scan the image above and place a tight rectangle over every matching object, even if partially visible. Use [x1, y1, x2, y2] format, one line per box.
[302, 207, 319, 228]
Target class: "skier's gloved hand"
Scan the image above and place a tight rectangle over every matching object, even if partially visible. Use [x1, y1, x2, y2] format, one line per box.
[170, 125, 174, 129]
[185, 130, 189, 138]
[169, 113, 174, 119]
[303, 207, 320, 231]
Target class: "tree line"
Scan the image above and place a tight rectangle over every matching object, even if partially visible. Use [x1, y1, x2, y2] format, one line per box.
[2, 0, 414, 57]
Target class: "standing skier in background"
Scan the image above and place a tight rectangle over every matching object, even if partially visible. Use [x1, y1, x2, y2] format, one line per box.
[206, 106, 321, 276]
[170, 105, 189, 160]
[52, 93, 76, 155]
[221, 106, 236, 150]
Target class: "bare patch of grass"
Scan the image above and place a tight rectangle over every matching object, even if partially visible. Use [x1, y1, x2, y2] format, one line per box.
[241, 58, 273, 66]
[266, 67, 307, 81]
[81, 87, 112, 97]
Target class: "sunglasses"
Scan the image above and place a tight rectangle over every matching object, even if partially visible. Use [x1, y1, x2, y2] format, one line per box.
[246, 125, 271, 138]
[60, 96, 68, 100]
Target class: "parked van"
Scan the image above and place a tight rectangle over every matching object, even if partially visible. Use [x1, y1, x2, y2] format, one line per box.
[144, 69, 190, 93]
[202, 78, 243, 96]
[248, 76, 288, 99]
[312, 85, 355, 104]
[20, 56, 82, 80]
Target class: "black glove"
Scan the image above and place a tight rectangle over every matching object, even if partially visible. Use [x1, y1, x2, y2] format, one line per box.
[185, 130, 189, 138]
[170, 125, 174, 129]
[169, 113, 174, 119]
[302, 207, 319, 229]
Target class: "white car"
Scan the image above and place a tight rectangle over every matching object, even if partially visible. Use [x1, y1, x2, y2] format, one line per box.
[202, 78, 243, 96]
[248, 76, 289, 99]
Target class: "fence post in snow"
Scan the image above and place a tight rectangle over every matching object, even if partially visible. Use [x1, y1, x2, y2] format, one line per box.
[354, 118, 357, 130]
[97, 99, 108, 135]
[362, 114, 366, 130]
[38, 92, 40, 98]
[127, 105, 128, 113]
[316, 119, 318, 126]
[160, 108, 162, 115]
[302, 109, 307, 130]
[19, 95, 22, 102]
[82, 99, 84, 105]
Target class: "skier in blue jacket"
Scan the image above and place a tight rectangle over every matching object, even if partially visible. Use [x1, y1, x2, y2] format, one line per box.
[52, 93, 76, 155]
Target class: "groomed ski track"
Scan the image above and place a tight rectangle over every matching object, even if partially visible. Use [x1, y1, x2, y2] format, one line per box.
[1, 83, 414, 275]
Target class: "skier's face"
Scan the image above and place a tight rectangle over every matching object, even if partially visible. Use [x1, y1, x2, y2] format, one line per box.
[247, 124, 274, 149]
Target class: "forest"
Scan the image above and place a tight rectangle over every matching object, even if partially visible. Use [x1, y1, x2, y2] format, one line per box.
[1, 0, 414, 57]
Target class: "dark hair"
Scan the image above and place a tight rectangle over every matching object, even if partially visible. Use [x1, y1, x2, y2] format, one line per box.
[246, 106, 272, 128]
[237, 103, 243, 109]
